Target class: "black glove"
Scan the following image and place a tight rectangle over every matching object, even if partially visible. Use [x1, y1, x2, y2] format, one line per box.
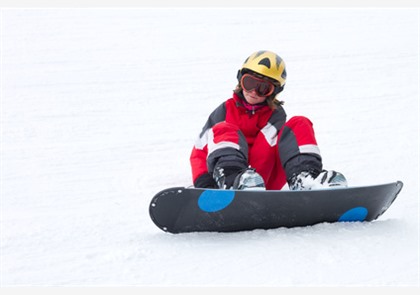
[194, 173, 218, 189]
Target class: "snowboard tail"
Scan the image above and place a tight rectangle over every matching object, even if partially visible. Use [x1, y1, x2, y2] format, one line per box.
[149, 181, 403, 234]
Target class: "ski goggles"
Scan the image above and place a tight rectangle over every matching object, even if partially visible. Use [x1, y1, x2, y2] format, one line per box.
[240, 74, 275, 97]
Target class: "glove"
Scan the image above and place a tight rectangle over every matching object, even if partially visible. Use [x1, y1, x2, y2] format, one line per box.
[194, 173, 218, 189]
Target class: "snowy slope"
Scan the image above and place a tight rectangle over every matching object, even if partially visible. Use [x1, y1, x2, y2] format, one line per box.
[1, 8, 419, 286]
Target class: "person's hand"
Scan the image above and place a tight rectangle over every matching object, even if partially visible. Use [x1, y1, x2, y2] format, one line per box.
[194, 173, 218, 188]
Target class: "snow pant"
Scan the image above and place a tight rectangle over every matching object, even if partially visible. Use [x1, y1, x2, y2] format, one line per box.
[207, 116, 322, 190]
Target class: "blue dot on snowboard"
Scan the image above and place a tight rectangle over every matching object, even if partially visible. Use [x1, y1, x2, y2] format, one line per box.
[338, 207, 368, 222]
[198, 190, 235, 212]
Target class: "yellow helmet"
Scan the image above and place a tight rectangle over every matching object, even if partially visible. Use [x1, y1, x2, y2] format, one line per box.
[239, 50, 287, 88]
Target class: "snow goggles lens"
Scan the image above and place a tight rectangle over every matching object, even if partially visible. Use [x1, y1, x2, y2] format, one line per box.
[241, 74, 275, 97]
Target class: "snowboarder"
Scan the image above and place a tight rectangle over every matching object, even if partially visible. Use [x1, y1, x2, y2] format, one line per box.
[190, 50, 347, 191]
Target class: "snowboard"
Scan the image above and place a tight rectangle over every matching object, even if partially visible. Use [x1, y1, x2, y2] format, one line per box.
[149, 181, 403, 234]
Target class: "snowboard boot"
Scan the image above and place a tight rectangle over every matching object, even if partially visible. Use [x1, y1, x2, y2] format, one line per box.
[213, 166, 265, 190]
[232, 167, 266, 190]
[213, 166, 241, 189]
[288, 169, 347, 191]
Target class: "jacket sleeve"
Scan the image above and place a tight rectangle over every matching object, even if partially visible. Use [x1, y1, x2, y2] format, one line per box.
[190, 102, 227, 183]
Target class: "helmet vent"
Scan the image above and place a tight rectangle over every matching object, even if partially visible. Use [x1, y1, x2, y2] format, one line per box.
[258, 57, 271, 69]
[275, 56, 282, 69]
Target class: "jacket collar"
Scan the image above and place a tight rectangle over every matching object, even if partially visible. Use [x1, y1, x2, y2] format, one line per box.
[233, 92, 269, 114]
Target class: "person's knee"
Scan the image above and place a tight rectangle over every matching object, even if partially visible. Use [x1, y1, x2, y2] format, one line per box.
[285, 116, 313, 129]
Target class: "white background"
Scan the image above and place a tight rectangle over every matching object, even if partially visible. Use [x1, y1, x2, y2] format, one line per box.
[1, 8, 419, 286]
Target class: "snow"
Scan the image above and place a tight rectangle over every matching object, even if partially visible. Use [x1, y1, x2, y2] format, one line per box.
[1, 8, 419, 287]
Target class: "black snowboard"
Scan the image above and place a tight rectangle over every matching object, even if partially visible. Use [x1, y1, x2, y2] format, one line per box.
[149, 181, 403, 234]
